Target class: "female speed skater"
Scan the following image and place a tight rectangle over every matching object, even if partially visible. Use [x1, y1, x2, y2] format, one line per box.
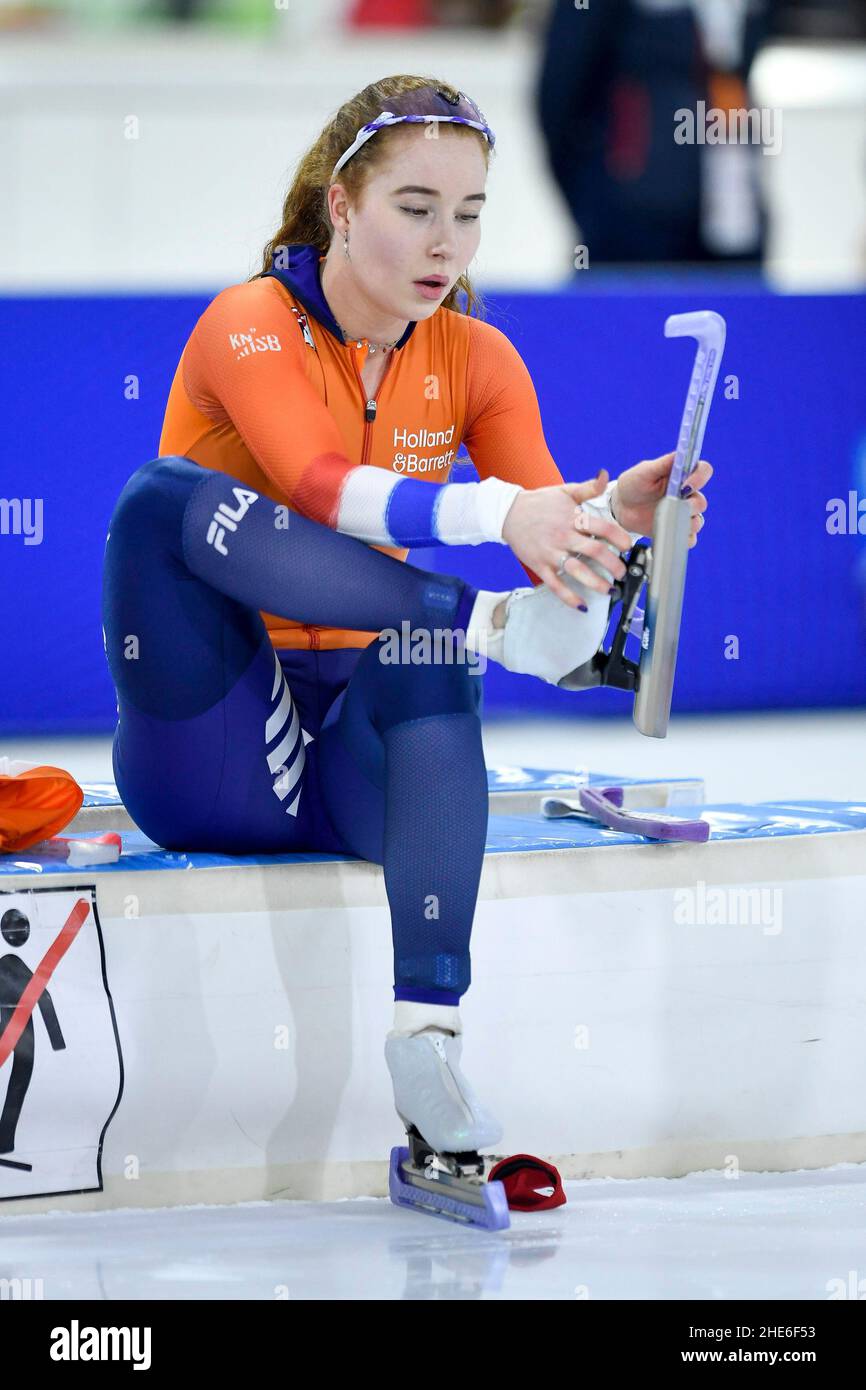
[101, 75, 712, 1198]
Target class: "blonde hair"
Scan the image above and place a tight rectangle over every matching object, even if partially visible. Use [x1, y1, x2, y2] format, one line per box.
[253, 75, 493, 317]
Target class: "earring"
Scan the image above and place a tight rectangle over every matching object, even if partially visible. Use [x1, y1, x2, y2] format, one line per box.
[343, 231, 350, 261]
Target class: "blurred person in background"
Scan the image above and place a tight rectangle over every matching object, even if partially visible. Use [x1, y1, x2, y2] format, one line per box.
[536, 0, 780, 267]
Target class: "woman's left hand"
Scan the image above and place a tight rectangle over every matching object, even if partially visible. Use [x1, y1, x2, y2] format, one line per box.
[612, 452, 713, 548]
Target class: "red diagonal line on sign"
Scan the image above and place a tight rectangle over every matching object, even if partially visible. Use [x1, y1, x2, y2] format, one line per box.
[0, 897, 89, 1069]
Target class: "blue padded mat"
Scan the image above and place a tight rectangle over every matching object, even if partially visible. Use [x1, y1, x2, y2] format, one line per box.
[76, 767, 704, 810]
[2, 801, 865, 877]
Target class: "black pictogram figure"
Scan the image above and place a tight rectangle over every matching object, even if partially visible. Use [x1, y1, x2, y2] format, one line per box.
[0, 909, 66, 1158]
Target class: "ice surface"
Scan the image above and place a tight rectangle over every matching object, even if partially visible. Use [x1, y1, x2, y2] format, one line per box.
[1, 1163, 863, 1301]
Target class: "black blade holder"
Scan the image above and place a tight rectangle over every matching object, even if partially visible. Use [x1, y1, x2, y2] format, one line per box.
[556, 541, 651, 693]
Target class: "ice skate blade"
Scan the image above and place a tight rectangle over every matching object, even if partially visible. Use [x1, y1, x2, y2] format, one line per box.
[388, 1146, 510, 1231]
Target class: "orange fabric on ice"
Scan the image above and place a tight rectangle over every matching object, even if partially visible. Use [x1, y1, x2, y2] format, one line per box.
[0, 765, 84, 853]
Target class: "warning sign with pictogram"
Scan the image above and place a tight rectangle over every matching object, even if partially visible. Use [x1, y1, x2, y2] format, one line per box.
[0, 887, 122, 1202]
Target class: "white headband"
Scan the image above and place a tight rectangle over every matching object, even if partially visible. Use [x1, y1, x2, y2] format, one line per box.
[332, 108, 496, 177]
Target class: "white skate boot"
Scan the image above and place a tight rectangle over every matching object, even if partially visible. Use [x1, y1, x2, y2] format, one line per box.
[385, 1003, 509, 1229]
[465, 486, 640, 686]
[385, 1027, 502, 1155]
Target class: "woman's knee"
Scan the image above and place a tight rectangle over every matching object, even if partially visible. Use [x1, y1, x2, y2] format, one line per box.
[107, 457, 203, 556]
[362, 637, 483, 732]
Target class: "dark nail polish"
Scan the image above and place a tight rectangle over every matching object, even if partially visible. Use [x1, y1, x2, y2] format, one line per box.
[681, 485, 693, 498]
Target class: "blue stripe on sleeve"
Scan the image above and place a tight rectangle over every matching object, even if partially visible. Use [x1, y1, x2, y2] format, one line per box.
[382, 477, 442, 547]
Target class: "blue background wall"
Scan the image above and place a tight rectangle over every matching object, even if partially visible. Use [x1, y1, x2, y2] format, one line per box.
[2, 281, 865, 734]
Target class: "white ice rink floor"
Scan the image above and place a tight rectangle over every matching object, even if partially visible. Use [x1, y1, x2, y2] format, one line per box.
[2, 1165, 864, 1301]
[4, 711, 865, 1301]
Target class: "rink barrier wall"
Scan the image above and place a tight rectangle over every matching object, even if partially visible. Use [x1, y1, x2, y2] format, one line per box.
[2, 287, 865, 733]
[0, 776, 864, 1215]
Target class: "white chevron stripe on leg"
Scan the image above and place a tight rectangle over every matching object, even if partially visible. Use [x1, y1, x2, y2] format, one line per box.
[268, 651, 314, 817]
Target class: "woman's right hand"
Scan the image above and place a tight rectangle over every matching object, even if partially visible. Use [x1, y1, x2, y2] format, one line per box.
[501, 470, 634, 608]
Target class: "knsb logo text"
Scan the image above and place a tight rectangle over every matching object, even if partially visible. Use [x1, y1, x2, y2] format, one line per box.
[229, 328, 282, 360]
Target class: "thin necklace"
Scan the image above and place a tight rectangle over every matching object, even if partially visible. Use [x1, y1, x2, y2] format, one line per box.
[322, 252, 402, 354]
[333, 317, 400, 356]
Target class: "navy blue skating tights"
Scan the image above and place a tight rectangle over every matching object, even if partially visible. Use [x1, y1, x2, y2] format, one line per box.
[102, 456, 490, 1003]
